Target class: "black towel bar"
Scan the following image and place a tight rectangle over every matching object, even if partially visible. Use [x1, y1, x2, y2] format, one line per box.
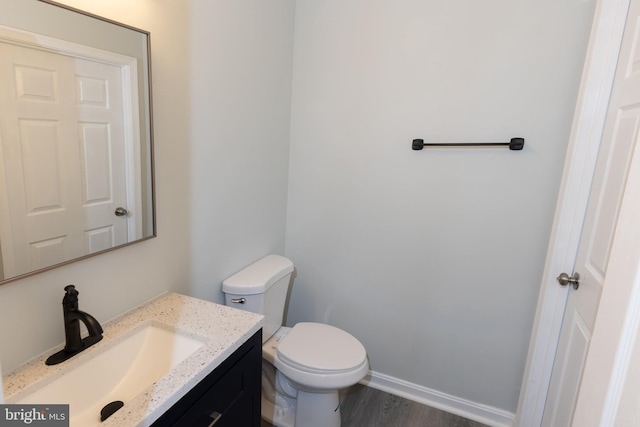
[412, 137, 525, 151]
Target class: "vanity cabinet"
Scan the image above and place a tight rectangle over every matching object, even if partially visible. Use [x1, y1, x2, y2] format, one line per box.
[151, 330, 262, 427]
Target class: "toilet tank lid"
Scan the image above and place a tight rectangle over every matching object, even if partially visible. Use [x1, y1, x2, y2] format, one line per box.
[222, 255, 294, 295]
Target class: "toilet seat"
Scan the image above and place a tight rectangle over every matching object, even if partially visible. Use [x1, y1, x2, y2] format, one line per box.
[273, 322, 369, 390]
[277, 322, 366, 373]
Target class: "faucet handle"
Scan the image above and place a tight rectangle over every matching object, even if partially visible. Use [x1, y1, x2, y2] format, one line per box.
[63, 285, 79, 307]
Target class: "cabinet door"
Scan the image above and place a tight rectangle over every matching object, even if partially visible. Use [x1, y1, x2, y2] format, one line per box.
[175, 340, 260, 426]
[151, 330, 262, 427]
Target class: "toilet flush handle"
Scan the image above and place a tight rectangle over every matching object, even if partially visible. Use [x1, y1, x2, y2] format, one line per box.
[231, 298, 246, 304]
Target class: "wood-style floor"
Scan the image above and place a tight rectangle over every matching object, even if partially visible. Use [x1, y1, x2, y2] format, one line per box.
[261, 383, 490, 427]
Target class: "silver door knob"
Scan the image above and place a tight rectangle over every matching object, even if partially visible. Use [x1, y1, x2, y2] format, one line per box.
[557, 272, 580, 290]
[114, 207, 128, 217]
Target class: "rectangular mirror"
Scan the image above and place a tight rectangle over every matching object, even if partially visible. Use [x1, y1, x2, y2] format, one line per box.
[0, 0, 155, 284]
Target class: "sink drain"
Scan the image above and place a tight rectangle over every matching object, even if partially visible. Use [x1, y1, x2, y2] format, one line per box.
[100, 400, 124, 422]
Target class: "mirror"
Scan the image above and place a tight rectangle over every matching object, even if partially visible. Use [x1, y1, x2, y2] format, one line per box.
[0, 0, 155, 284]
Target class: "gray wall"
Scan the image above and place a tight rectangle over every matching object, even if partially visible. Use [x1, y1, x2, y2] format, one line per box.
[187, 0, 295, 302]
[284, 0, 595, 414]
[0, 0, 295, 372]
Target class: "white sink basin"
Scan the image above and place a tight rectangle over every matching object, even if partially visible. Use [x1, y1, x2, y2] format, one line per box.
[16, 322, 206, 426]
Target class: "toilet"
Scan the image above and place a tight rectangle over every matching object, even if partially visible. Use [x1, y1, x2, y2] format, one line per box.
[222, 254, 369, 427]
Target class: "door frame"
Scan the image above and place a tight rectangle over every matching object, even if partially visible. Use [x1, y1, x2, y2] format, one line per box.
[515, 0, 631, 425]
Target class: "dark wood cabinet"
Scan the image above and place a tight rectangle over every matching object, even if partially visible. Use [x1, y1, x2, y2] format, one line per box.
[151, 329, 262, 427]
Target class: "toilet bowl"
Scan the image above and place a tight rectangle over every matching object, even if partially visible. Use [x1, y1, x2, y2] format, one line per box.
[222, 255, 369, 427]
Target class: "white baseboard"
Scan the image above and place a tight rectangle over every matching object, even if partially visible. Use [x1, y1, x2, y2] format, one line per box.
[360, 371, 515, 427]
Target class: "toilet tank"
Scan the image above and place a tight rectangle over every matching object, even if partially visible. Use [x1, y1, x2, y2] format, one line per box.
[222, 255, 294, 342]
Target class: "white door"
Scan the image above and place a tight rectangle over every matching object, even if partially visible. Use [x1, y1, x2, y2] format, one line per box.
[0, 40, 129, 277]
[541, 0, 640, 424]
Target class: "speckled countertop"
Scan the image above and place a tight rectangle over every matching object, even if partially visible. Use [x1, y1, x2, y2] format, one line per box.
[2, 292, 264, 426]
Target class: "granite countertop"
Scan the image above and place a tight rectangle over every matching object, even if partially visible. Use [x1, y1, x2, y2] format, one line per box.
[2, 292, 264, 426]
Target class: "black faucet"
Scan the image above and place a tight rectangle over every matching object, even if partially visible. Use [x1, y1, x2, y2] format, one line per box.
[45, 285, 104, 366]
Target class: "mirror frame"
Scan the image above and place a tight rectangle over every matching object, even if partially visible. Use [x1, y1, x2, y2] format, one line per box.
[0, 0, 156, 285]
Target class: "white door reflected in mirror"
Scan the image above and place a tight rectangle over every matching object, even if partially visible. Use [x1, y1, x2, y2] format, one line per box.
[0, 28, 142, 279]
